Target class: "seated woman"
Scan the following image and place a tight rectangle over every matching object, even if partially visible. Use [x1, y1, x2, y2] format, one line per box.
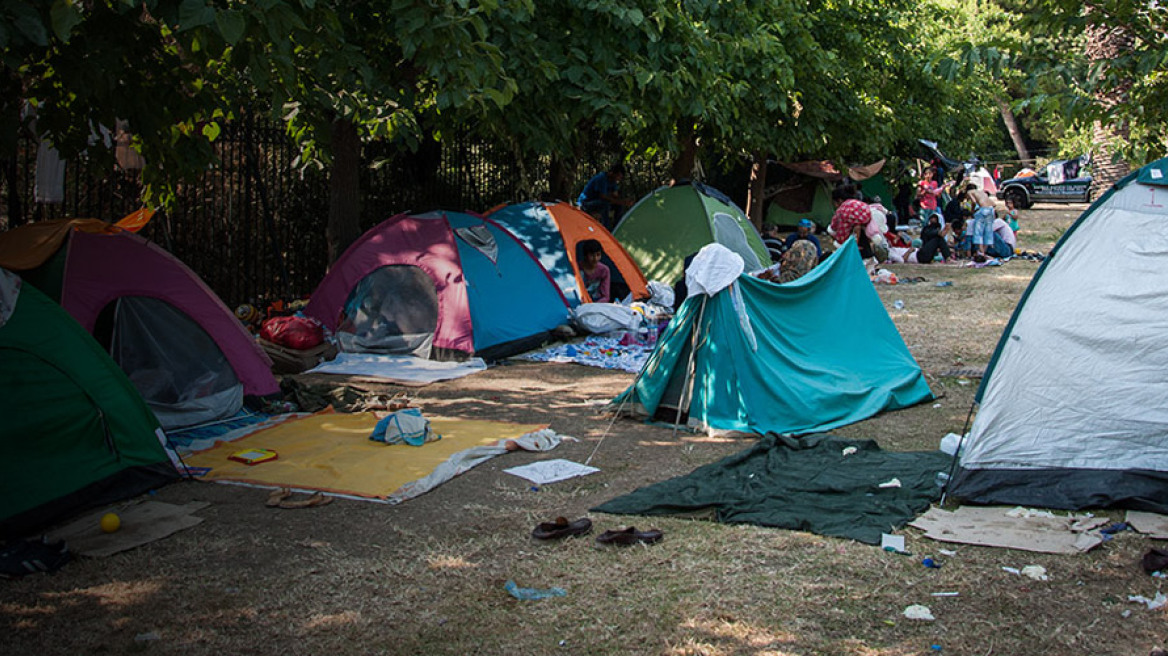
[916, 213, 955, 264]
[756, 240, 818, 283]
[578, 239, 611, 303]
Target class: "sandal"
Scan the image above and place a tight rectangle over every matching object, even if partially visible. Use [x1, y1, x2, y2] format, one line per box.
[265, 487, 292, 507]
[532, 517, 593, 540]
[271, 491, 333, 509]
[595, 526, 664, 546]
[0, 538, 71, 578]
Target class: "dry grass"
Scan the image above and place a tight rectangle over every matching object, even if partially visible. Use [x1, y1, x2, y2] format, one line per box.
[3, 204, 1166, 655]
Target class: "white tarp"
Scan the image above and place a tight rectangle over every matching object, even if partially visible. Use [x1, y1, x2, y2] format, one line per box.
[685, 243, 744, 298]
[307, 353, 487, 384]
[388, 429, 571, 504]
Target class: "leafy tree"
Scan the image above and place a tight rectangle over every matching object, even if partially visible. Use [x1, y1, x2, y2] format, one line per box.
[931, 0, 1167, 184]
[2, 0, 522, 258]
[0, 0, 352, 207]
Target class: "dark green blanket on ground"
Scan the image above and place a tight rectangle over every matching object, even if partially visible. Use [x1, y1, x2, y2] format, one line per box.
[592, 434, 952, 544]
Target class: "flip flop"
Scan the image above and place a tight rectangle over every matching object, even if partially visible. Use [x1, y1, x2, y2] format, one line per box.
[265, 488, 292, 507]
[277, 492, 334, 509]
[532, 517, 593, 540]
[595, 526, 664, 546]
[0, 538, 71, 578]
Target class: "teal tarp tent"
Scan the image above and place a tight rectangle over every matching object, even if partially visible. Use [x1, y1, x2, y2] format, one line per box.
[612, 239, 932, 435]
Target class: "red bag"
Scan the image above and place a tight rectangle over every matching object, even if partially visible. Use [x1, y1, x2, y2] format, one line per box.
[260, 315, 324, 350]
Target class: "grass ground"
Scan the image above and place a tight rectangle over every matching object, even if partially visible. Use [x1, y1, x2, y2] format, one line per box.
[2, 204, 1165, 656]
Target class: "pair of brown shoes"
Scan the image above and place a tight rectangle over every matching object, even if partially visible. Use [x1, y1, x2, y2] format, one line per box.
[531, 517, 664, 546]
[266, 488, 333, 509]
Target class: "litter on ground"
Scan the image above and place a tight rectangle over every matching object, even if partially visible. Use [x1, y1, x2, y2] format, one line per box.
[909, 505, 1108, 554]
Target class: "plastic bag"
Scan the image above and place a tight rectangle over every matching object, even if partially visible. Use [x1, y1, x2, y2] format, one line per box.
[573, 303, 644, 334]
[369, 408, 439, 446]
[260, 315, 324, 350]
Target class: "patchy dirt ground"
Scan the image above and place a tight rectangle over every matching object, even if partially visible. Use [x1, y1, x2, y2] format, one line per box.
[3, 204, 1166, 655]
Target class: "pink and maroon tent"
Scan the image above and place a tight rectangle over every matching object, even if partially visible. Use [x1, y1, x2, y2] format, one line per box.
[305, 210, 570, 361]
[0, 219, 279, 429]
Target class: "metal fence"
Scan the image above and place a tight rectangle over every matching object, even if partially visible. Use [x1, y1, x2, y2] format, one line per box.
[0, 116, 698, 307]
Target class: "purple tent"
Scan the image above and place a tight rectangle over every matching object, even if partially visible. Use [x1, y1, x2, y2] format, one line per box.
[0, 220, 278, 429]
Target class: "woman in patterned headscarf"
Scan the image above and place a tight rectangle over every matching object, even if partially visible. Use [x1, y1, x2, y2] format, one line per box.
[778, 240, 819, 283]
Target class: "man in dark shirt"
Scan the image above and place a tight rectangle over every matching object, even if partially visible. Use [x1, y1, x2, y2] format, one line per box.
[782, 219, 822, 259]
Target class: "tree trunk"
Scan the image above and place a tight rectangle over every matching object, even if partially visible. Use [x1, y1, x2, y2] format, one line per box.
[670, 120, 697, 183]
[996, 96, 1032, 167]
[548, 154, 572, 202]
[327, 118, 362, 265]
[1084, 4, 1134, 197]
[746, 150, 767, 230]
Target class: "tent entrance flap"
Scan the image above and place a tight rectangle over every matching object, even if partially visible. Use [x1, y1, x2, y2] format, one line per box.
[653, 336, 694, 424]
[107, 296, 243, 430]
[338, 265, 440, 358]
[711, 212, 763, 271]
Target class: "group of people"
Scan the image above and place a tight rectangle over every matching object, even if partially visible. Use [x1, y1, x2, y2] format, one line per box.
[815, 166, 1020, 268]
[575, 160, 1024, 297]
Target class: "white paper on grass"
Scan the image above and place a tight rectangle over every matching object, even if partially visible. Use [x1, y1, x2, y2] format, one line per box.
[881, 533, 906, 552]
[503, 459, 600, 485]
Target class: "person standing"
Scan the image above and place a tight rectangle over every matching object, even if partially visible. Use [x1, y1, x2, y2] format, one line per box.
[916, 167, 943, 226]
[965, 183, 997, 258]
[578, 163, 634, 229]
[829, 185, 873, 257]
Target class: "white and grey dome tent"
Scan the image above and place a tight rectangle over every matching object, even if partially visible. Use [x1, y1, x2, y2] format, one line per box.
[950, 157, 1168, 512]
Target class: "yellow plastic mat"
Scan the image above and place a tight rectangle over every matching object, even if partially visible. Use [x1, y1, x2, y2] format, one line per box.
[184, 412, 545, 499]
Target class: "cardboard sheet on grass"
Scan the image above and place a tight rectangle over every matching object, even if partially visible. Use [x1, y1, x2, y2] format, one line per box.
[1128, 510, 1168, 539]
[48, 501, 208, 557]
[185, 412, 545, 501]
[909, 506, 1110, 554]
[592, 433, 952, 544]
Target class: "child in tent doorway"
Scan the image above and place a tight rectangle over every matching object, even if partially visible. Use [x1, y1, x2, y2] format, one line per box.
[578, 239, 611, 303]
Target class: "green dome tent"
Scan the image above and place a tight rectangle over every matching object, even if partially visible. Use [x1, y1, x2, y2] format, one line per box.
[0, 268, 178, 538]
[614, 182, 770, 286]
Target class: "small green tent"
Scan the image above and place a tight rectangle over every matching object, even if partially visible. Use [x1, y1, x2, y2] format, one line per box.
[612, 239, 933, 436]
[0, 268, 178, 538]
[614, 182, 770, 286]
[765, 160, 892, 228]
[765, 161, 840, 228]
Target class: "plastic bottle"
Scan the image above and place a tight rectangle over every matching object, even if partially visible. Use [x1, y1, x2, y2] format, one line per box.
[935, 471, 951, 488]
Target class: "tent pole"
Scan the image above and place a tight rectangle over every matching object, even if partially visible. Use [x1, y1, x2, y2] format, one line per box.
[585, 371, 643, 467]
[672, 295, 707, 439]
[584, 313, 668, 466]
[939, 400, 977, 505]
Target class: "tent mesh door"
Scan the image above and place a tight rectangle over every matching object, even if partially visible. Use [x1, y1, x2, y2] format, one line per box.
[107, 296, 243, 429]
[337, 265, 440, 357]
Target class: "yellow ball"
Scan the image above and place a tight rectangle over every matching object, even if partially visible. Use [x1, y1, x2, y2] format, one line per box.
[100, 513, 121, 533]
